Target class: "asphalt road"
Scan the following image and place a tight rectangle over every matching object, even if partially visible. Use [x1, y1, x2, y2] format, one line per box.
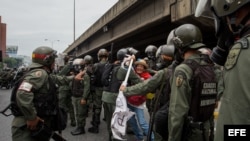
[0, 88, 149, 141]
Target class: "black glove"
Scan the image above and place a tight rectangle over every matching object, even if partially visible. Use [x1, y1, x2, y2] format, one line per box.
[210, 19, 234, 66]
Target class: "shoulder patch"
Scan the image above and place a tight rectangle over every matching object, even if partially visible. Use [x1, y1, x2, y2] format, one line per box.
[175, 70, 186, 87]
[35, 71, 43, 77]
[224, 44, 241, 70]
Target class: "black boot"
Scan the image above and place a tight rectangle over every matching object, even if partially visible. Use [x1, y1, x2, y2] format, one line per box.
[88, 126, 99, 133]
[71, 120, 76, 127]
[71, 127, 85, 135]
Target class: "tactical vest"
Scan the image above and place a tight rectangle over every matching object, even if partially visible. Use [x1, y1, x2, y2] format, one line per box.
[33, 76, 58, 116]
[11, 71, 58, 117]
[72, 79, 84, 97]
[184, 59, 217, 122]
[103, 65, 123, 93]
[159, 66, 173, 107]
[93, 62, 106, 87]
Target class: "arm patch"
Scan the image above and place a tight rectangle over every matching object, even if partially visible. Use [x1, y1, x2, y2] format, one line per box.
[175, 70, 186, 87]
[18, 82, 33, 92]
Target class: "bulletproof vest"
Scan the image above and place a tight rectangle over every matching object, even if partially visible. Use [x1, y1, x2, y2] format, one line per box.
[33, 76, 58, 116]
[103, 64, 123, 93]
[10, 71, 58, 117]
[72, 79, 84, 97]
[93, 62, 106, 87]
[184, 59, 217, 122]
[159, 66, 173, 107]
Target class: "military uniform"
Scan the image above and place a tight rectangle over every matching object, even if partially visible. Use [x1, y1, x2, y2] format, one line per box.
[168, 54, 218, 141]
[102, 63, 142, 141]
[88, 59, 108, 133]
[58, 84, 76, 126]
[215, 33, 250, 141]
[71, 71, 90, 135]
[11, 63, 74, 141]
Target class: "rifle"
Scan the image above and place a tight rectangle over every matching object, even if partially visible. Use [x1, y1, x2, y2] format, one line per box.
[30, 121, 67, 141]
[181, 116, 205, 141]
[1, 105, 67, 141]
[0, 104, 12, 117]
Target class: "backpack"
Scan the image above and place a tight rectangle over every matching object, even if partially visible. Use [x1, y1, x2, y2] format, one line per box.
[183, 59, 217, 122]
[101, 63, 114, 87]
[10, 72, 29, 116]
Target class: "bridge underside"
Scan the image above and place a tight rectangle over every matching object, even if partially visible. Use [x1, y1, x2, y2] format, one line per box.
[64, 0, 216, 62]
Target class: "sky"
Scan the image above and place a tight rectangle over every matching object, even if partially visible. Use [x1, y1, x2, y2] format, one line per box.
[0, 0, 118, 57]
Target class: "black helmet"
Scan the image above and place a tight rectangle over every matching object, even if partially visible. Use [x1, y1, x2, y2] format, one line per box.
[172, 24, 204, 50]
[117, 48, 128, 61]
[31, 46, 57, 67]
[145, 45, 157, 59]
[84, 55, 93, 64]
[97, 48, 109, 60]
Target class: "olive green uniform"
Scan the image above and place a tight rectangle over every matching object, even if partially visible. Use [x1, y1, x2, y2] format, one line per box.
[168, 54, 216, 141]
[102, 65, 142, 141]
[58, 85, 76, 126]
[71, 73, 90, 129]
[89, 60, 108, 130]
[215, 34, 250, 141]
[12, 66, 74, 141]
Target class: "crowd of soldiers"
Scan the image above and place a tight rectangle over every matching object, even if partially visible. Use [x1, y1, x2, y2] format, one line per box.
[0, 67, 27, 89]
[6, 0, 250, 141]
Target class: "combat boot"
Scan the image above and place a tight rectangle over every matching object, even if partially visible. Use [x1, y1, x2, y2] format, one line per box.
[71, 126, 85, 135]
[88, 126, 99, 133]
[71, 120, 76, 127]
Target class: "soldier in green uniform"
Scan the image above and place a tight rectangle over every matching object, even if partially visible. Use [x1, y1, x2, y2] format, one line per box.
[167, 24, 218, 141]
[101, 48, 142, 141]
[57, 55, 76, 127]
[195, 0, 250, 141]
[120, 44, 175, 141]
[11, 46, 84, 141]
[88, 49, 109, 133]
[70, 58, 90, 135]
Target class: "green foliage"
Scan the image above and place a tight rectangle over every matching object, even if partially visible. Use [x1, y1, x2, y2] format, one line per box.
[3, 57, 23, 68]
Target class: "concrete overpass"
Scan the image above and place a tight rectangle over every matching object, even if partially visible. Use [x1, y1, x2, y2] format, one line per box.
[63, 0, 216, 62]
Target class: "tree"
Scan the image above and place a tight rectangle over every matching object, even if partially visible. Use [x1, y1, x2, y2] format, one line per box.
[3, 57, 20, 68]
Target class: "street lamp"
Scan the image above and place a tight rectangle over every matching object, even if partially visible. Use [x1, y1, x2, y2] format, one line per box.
[73, 0, 75, 41]
[44, 39, 60, 49]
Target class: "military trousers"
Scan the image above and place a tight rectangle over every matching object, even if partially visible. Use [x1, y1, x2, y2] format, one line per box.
[72, 97, 88, 127]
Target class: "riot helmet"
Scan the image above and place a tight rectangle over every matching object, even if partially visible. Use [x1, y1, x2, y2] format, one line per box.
[145, 45, 157, 60]
[97, 48, 109, 61]
[211, 0, 250, 17]
[117, 48, 129, 61]
[155, 46, 163, 59]
[172, 24, 203, 50]
[31, 46, 57, 68]
[72, 58, 85, 72]
[166, 29, 175, 45]
[84, 55, 93, 65]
